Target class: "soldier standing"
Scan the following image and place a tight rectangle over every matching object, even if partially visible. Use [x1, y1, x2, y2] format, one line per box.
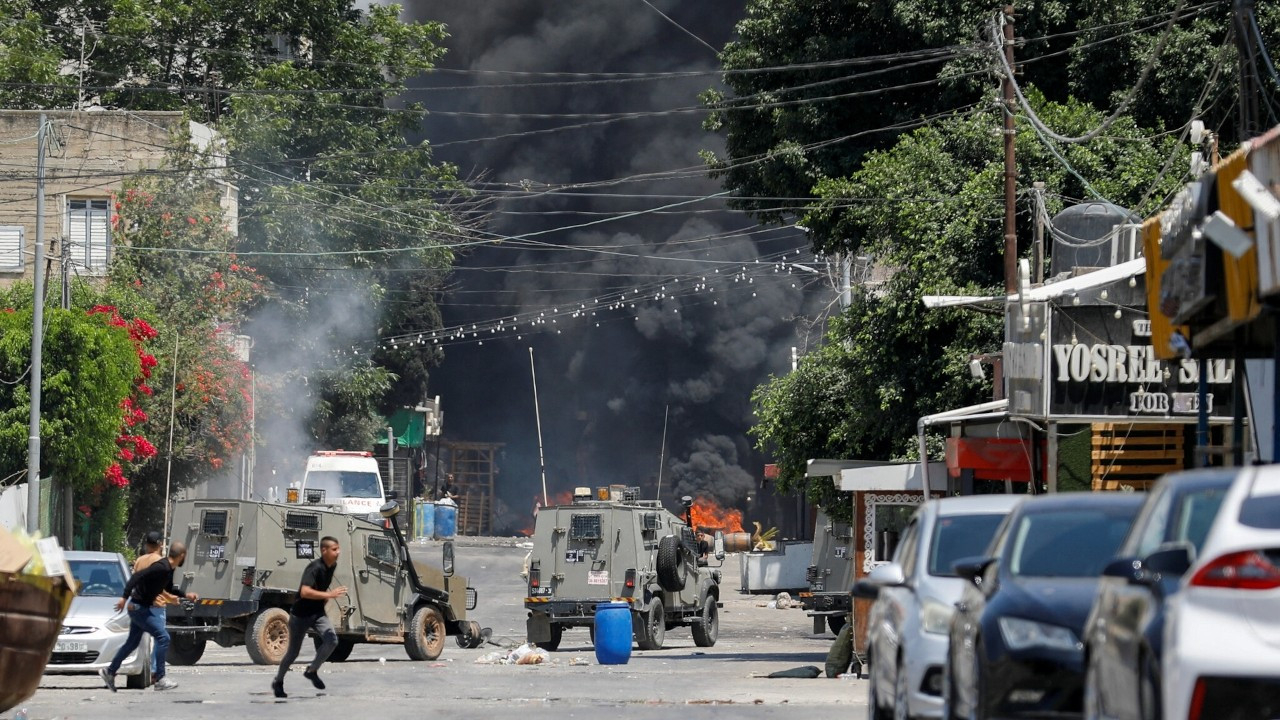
[272, 536, 348, 698]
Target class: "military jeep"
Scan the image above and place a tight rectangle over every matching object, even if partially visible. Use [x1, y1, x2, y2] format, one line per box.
[164, 498, 481, 666]
[799, 507, 854, 634]
[525, 486, 725, 651]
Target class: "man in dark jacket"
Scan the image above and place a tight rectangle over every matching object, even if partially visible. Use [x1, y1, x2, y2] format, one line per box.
[272, 535, 348, 698]
[100, 541, 198, 692]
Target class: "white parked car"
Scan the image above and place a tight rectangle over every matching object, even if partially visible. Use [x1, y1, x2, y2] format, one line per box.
[857, 493, 1024, 720]
[1163, 465, 1280, 720]
[43, 551, 152, 689]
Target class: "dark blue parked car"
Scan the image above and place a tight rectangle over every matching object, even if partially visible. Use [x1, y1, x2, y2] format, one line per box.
[1081, 469, 1233, 720]
[942, 492, 1144, 719]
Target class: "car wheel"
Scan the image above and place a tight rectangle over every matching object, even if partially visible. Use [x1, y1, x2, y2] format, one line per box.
[634, 597, 665, 650]
[1139, 652, 1162, 720]
[539, 623, 563, 651]
[691, 597, 719, 647]
[828, 614, 848, 635]
[245, 607, 291, 665]
[326, 638, 356, 662]
[405, 605, 447, 661]
[125, 650, 153, 690]
[893, 655, 913, 720]
[168, 634, 206, 666]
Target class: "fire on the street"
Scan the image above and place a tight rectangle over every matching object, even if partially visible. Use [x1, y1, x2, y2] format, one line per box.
[690, 497, 744, 533]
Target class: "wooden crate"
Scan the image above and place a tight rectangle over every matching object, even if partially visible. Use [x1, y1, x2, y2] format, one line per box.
[1091, 423, 1185, 491]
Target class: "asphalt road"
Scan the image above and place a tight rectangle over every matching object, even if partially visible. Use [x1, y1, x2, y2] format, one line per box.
[20, 539, 868, 719]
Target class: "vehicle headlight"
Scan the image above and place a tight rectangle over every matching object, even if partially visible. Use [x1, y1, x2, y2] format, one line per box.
[921, 598, 954, 635]
[104, 611, 131, 633]
[997, 617, 1080, 652]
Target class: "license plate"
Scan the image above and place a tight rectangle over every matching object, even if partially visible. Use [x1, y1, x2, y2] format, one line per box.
[587, 570, 609, 586]
[55, 641, 88, 653]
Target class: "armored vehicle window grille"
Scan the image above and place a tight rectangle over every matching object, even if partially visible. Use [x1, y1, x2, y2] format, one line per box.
[368, 536, 397, 565]
[642, 513, 660, 531]
[806, 565, 819, 583]
[285, 512, 321, 531]
[201, 510, 228, 536]
[570, 514, 602, 541]
[621, 487, 640, 503]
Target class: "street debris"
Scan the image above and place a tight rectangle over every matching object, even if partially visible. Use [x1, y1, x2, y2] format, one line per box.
[474, 643, 551, 665]
[764, 666, 822, 679]
[760, 591, 802, 609]
[569, 657, 591, 666]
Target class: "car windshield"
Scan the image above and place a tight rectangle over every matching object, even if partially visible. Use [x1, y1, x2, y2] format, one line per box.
[929, 514, 1007, 576]
[1008, 507, 1137, 578]
[305, 470, 382, 499]
[69, 559, 127, 596]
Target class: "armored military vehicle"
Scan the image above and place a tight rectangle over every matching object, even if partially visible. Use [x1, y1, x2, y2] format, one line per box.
[799, 507, 854, 634]
[164, 497, 480, 666]
[525, 486, 725, 651]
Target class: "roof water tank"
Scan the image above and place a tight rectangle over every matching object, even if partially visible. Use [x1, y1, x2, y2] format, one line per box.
[1048, 201, 1133, 276]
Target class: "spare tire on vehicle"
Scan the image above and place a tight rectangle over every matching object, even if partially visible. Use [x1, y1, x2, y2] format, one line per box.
[656, 535, 686, 591]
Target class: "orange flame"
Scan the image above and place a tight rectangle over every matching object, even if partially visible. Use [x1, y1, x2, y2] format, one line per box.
[689, 497, 744, 533]
[517, 490, 575, 536]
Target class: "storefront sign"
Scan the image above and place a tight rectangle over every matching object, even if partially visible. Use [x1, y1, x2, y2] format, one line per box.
[1047, 305, 1233, 419]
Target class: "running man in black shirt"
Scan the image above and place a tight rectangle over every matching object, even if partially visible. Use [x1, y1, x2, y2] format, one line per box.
[272, 536, 348, 698]
[100, 541, 198, 692]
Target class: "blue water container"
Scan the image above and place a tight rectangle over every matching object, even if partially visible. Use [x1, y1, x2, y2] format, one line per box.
[414, 501, 435, 541]
[593, 602, 632, 665]
[434, 503, 457, 539]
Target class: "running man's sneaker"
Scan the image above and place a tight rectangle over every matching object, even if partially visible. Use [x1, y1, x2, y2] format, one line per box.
[99, 668, 117, 692]
[153, 677, 179, 691]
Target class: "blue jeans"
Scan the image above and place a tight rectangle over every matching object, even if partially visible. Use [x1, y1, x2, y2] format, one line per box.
[150, 606, 164, 674]
[108, 603, 171, 680]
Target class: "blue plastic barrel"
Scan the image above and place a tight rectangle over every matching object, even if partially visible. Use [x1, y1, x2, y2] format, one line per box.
[434, 503, 457, 539]
[414, 501, 435, 541]
[594, 602, 632, 665]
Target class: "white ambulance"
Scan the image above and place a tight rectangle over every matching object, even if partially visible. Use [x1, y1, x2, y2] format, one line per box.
[291, 450, 388, 519]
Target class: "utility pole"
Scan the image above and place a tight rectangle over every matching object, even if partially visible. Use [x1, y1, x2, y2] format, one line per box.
[26, 114, 48, 535]
[59, 248, 71, 541]
[1001, 5, 1018, 295]
[1032, 181, 1045, 283]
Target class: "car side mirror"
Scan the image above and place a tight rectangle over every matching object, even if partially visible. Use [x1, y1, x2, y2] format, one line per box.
[713, 531, 726, 561]
[443, 541, 455, 577]
[1143, 544, 1193, 578]
[1102, 556, 1143, 582]
[953, 556, 994, 585]
[852, 561, 905, 599]
[385, 489, 398, 501]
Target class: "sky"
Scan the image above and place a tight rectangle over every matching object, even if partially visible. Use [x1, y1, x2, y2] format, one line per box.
[396, 0, 837, 532]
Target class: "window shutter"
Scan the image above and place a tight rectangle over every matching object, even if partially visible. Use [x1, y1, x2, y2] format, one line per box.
[68, 203, 88, 268]
[0, 226, 22, 269]
[89, 204, 109, 270]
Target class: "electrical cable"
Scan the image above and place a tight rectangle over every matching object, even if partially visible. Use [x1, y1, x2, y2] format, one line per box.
[991, 0, 1189, 144]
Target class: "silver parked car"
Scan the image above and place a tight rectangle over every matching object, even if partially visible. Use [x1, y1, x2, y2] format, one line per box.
[857, 494, 1024, 720]
[43, 551, 152, 689]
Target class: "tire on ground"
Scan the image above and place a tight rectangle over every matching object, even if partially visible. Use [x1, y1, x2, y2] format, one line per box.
[326, 637, 356, 662]
[245, 607, 291, 665]
[634, 597, 665, 650]
[168, 634, 207, 666]
[406, 605, 447, 661]
[540, 623, 563, 651]
[692, 594, 719, 647]
[655, 535, 686, 592]
[827, 613, 848, 635]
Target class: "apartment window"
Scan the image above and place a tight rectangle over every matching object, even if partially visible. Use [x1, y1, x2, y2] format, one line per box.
[67, 198, 111, 272]
[0, 225, 22, 270]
